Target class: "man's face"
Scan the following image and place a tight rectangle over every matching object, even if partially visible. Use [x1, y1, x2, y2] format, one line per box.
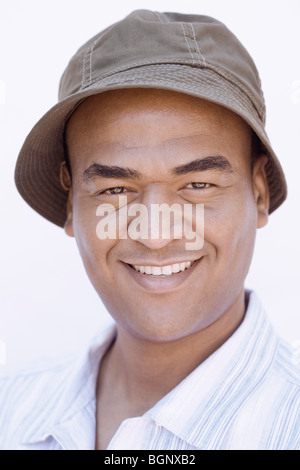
[65, 89, 269, 342]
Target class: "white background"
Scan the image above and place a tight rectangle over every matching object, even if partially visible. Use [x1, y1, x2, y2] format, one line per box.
[0, 0, 300, 373]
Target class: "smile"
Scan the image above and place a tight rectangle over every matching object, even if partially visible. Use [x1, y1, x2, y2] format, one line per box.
[130, 261, 196, 276]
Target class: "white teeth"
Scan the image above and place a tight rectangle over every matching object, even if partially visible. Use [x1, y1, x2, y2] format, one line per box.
[171, 264, 180, 273]
[162, 265, 172, 275]
[152, 266, 162, 276]
[179, 262, 186, 271]
[132, 261, 195, 276]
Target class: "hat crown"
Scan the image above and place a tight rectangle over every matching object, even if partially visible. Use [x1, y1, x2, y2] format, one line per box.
[59, 9, 265, 121]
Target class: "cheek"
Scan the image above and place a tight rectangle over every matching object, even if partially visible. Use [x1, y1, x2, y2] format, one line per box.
[204, 193, 257, 268]
[72, 197, 115, 282]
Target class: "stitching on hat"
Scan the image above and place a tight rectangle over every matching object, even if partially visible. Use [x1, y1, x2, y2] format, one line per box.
[180, 23, 195, 65]
[81, 41, 97, 89]
[89, 38, 99, 86]
[84, 58, 204, 88]
[190, 24, 206, 67]
[81, 47, 89, 89]
[154, 12, 168, 23]
[97, 68, 249, 109]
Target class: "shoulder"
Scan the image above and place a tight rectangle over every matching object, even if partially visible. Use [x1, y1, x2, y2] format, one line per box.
[0, 354, 78, 449]
[0, 352, 78, 394]
[267, 339, 300, 448]
[0, 324, 116, 450]
[232, 338, 300, 450]
[272, 338, 300, 386]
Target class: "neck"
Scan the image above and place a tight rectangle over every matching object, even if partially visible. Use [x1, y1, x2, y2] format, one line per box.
[98, 289, 247, 414]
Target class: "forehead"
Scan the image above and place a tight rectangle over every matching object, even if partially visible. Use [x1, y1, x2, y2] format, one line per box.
[68, 88, 249, 130]
[65, 88, 252, 170]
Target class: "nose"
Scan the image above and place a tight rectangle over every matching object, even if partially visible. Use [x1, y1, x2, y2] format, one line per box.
[127, 185, 184, 250]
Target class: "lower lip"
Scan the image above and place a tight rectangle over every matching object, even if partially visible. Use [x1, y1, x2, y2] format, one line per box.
[122, 260, 200, 292]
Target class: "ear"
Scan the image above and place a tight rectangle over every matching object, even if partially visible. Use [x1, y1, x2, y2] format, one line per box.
[64, 189, 74, 237]
[60, 161, 74, 237]
[252, 154, 270, 229]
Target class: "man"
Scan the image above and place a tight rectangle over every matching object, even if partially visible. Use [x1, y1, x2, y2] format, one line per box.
[0, 10, 299, 450]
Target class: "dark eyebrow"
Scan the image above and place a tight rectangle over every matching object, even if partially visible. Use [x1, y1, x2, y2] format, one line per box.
[171, 156, 233, 175]
[83, 163, 142, 182]
[83, 156, 233, 182]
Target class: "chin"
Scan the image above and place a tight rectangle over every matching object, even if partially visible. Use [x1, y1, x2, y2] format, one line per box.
[111, 304, 208, 343]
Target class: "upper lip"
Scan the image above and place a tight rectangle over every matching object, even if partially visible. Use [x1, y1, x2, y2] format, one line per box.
[123, 258, 200, 267]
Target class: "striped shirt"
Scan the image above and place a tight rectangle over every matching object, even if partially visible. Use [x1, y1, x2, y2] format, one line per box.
[0, 291, 299, 450]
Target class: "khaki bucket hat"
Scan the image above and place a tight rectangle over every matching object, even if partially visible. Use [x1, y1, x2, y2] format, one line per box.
[15, 9, 287, 227]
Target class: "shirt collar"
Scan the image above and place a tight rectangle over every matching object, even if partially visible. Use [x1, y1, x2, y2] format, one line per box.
[22, 291, 278, 450]
[144, 291, 279, 449]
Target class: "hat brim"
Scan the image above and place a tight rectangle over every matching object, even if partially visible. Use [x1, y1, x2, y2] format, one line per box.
[15, 64, 287, 227]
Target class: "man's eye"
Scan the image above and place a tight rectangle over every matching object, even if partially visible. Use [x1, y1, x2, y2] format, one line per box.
[186, 182, 212, 189]
[103, 187, 127, 195]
